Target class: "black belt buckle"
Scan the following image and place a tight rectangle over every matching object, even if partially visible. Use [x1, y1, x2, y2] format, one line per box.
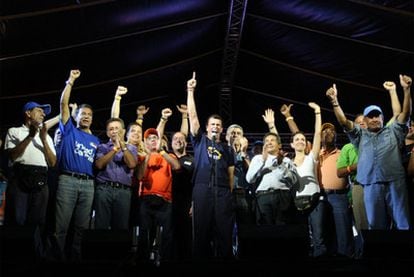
[63, 171, 92, 180]
[110, 182, 121, 188]
[104, 181, 130, 190]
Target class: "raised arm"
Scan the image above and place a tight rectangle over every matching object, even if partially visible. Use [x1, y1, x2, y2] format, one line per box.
[326, 84, 353, 131]
[177, 104, 189, 137]
[383, 81, 401, 124]
[70, 103, 78, 120]
[60, 70, 81, 124]
[308, 102, 321, 158]
[186, 72, 200, 136]
[111, 86, 128, 118]
[280, 104, 300, 133]
[397, 74, 412, 124]
[262, 108, 279, 135]
[156, 108, 173, 137]
[45, 103, 77, 130]
[135, 105, 149, 136]
[44, 115, 60, 130]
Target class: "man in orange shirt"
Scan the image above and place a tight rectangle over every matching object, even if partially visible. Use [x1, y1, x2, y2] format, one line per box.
[137, 128, 180, 262]
[313, 123, 354, 257]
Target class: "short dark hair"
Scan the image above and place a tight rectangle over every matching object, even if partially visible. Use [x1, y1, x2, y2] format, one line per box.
[205, 114, 222, 126]
[75, 104, 93, 116]
[263, 132, 281, 144]
[105, 117, 125, 129]
[126, 121, 142, 133]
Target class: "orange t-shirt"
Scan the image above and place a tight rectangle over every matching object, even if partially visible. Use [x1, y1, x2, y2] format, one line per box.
[319, 148, 347, 190]
[140, 152, 175, 202]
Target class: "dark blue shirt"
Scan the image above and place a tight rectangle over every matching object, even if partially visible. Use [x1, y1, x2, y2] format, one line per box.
[190, 132, 234, 187]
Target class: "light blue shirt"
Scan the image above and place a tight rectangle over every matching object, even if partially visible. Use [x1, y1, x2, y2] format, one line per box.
[347, 121, 407, 184]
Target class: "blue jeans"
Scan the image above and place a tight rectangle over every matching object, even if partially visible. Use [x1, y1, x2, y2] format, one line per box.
[309, 194, 354, 257]
[94, 184, 131, 230]
[364, 179, 410, 230]
[309, 200, 328, 257]
[55, 174, 94, 261]
[325, 193, 354, 257]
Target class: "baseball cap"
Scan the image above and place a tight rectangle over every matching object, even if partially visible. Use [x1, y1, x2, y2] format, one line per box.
[321, 122, 335, 132]
[23, 101, 51, 115]
[144, 128, 159, 139]
[363, 105, 382, 117]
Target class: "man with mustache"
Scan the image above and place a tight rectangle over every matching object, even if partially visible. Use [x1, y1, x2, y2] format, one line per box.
[5, 101, 56, 257]
[326, 75, 412, 231]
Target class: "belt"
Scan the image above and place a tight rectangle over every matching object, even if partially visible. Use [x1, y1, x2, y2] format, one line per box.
[98, 181, 131, 190]
[255, 188, 280, 196]
[324, 188, 349, 194]
[62, 171, 94, 180]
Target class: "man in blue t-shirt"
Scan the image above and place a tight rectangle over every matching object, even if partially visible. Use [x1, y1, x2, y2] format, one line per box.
[54, 70, 100, 261]
[186, 72, 235, 259]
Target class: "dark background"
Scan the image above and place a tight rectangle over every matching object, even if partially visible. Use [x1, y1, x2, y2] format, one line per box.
[1, 0, 413, 140]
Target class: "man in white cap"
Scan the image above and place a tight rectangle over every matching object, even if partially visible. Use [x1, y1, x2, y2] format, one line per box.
[4, 101, 56, 256]
[326, 75, 412, 230]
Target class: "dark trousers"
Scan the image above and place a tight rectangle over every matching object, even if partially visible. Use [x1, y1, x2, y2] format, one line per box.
[255, 189, 292, 225]
[138, 195, 173, 260]
[172, 193, 192, 260]
[5, 176, 49, 257]
[233, 188, 255, 225]
[192, 184, 234, 259]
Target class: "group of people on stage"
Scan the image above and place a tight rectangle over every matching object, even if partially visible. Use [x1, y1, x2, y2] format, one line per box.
[1, 69, 413, 263]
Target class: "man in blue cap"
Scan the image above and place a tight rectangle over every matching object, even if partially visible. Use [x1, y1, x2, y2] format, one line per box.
[22, 102, 52, 116]
[362, 105, 383, 131]
[4, 101, 56, 256]
[326, 75, 412, 231]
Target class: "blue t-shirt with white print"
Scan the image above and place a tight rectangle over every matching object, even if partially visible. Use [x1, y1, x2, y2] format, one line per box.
[57, 119, 99, 176]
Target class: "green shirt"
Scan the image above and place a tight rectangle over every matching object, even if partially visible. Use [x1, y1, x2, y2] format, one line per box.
[337, 143, 359, 183]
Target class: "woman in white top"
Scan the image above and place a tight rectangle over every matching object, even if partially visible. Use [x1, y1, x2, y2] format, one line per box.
[288, 102, 330, 257]
[290, 102, 321, 210]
